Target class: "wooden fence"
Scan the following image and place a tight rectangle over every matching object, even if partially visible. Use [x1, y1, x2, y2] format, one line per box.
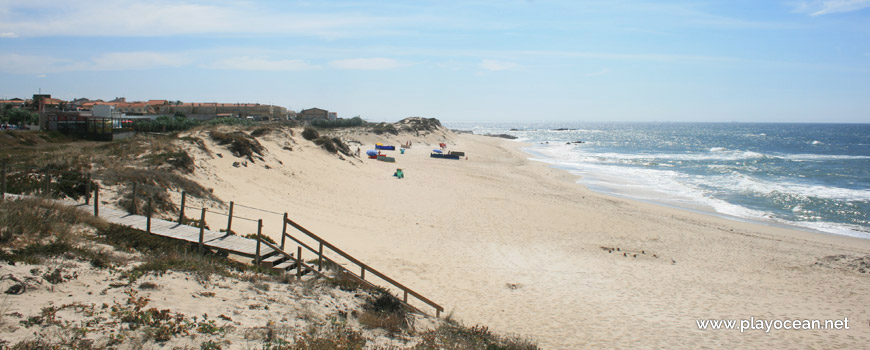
[1, 161, 444, 317]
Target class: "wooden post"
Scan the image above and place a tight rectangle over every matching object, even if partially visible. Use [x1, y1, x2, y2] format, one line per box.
[131, 182, 137, 214]
[178, 191, 186, 223]
[43, 174, 51, 197]
[436, 309, 441, 318]
[146, 198, 152, 234]
[1, 160, 6, 201]
[93, 186, 99, 217]
[255, 219, 262, 266]
[296, 246, 302, 280]
[403, 290, 408, 303]
[360, 266, 366, 280]
[84, 173, 91, 205]
[198, 207, 206, 254]
[280, 212, 288, 250]
[226, 201, 234, 234]
[318, 243, 323, 271]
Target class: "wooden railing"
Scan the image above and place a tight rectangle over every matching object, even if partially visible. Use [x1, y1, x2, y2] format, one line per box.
[281, 217, 444, 317]
[1, 161, 444, 317]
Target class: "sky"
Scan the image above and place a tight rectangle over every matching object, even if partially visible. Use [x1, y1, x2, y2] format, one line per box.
[1, 0, 869, 123]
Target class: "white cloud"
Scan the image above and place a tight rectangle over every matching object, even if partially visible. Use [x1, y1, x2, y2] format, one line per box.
[0, 51, 192, 74]
[329, 58, 404, 70]
[209, 57, 316, 71]
[0, 0, 415, 38]
[0, 32, 17, 38]
[83, 52, 192, 71]
[36, 74, 46, 78]
[0, 53, 68, 74]
[794, 0, 870, 16]
[480, 59, 517, 71]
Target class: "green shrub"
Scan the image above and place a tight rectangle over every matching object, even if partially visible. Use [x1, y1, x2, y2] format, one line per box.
[312, 136, 351, 156]
[209, 131, 264, 161]
[413, 323, 539, 350]
[133, 115, 199, 133]
[147, 151, 195, 173]
[203, 117, 254, 127]
[311, 117, 364, 128]
[301, 127, 319, 140]
[250, 127, 273, 137]
[0, 198, 103, 244]
[370, 123, 398, 135]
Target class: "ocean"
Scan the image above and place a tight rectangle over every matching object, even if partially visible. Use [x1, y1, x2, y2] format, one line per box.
[445, 122, 870, 239]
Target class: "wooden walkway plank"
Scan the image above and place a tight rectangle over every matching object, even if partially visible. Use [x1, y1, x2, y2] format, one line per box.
[89, 204, 273, 258]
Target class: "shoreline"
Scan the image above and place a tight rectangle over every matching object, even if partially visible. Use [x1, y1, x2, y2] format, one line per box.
[514, 139, 870, 241]
[499, 135, 870, 253]
[178, 127, 870, 348]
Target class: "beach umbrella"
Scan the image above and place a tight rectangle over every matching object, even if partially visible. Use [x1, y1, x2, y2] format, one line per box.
[366, 150, 378, 156]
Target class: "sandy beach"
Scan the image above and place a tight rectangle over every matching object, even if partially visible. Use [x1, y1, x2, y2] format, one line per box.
[171, 126, 870, 349]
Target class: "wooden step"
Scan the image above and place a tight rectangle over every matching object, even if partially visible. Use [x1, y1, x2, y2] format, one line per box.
[258, 254, 287, 268]
[272, 260, 296, 271]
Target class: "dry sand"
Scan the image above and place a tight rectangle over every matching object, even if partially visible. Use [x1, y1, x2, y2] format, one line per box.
[173, 126, 870, 349]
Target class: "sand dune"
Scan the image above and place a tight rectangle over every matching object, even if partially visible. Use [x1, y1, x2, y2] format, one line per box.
[181, 126, 870, 349]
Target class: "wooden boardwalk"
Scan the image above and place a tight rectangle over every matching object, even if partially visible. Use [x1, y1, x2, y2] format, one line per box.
[4, 192, 442, 316]
[65, 201, 277, 258]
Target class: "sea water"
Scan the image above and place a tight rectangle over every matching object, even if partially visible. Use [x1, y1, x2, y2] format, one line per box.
[445, 122, 870, 239]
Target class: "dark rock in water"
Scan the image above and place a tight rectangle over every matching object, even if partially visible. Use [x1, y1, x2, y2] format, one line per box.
[553, 128, 578, 131]
[509, 128, 521, 131]
[484, 133, 518, 140]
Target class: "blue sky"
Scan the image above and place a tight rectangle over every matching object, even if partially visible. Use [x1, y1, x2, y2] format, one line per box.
[1, 0, 869, 122]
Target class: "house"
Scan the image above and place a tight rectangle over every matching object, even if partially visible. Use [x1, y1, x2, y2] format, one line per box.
[0, 98, 27, 110]
[296, 108, 329, 121]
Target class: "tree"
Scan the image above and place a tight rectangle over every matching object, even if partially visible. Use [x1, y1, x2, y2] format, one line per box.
[5, 108, 37, 125]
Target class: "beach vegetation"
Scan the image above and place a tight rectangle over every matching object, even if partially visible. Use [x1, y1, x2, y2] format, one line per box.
[326, 269, 365, 292]
[311, 116, 364, 128]
[209, 130, 265, 162]
[397, 117, 442, 133]
[301, 126, 319, 140]
[370, 122, 398, 135]
[358, 287, 413, 335]
[313, 136, 352, 156]
[250, 127, 274, 137]
[413, 322, 539, 350]
[306, 258, 341, 271]
[133, 115, 254, 133]
[0, 197, 103, 246]
[146, 150, 195, 174]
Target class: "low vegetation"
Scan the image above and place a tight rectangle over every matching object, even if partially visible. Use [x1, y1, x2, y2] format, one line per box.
[413, 322, 539, 350]
[370, 122, 398, 135]
[301, 126, 320, 140]
[0, 121, 540, 349]
[209, 130, 265, 162]
[132, 115, 254, 133]
[1, 131, 220, 217]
